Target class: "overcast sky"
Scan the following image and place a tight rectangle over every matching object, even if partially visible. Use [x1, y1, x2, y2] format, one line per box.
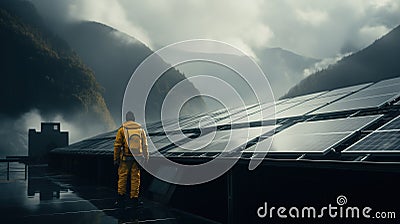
[31, 0, 400, 59]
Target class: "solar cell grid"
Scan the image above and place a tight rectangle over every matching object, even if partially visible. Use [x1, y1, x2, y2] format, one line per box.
[148, 134, 194, 153]
[205, 104, 270, 127]
[321, 83, 372, 98]
[275, 94, 347, 119]
[245, 115, 381, 153]
[283, 91, 327, 104]
[167, 126, 275, 153]
[276, 115, 380, 135]
[311, 93, 398, 115]
[345, 130, 400, 152]
[379, 115, 400, 130]
[345, 84, 400, 100]
[179, 104, 261, 129]
[368, 76, 400, 89]
[227, 102, 277, 124]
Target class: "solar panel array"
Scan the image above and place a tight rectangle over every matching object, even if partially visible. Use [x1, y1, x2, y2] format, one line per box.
[52, 76, 400, 162]
[167, 126, 275, 154]
[275, 83, 371, 119]
[345, 115, 400, 152]
[245, 115, 381, 153]
[311, 77, 400, 115]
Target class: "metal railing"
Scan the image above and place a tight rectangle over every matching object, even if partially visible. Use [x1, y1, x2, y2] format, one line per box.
[0, 156, 28, 180]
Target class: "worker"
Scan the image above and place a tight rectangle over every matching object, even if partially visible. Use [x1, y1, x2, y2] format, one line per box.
[114, 111, 149, 208]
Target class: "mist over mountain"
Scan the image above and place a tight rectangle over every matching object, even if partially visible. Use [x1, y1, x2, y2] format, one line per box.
[256, 47, 319, 98]
[0, 0, 115, 156]
[56, 21, 205, 123]
[284, 25, 400, 98]
[175, 47, 319, 100]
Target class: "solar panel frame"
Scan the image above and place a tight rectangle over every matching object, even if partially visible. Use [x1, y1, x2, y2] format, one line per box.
[320, 83, 372, 98]
[245, 115, 382, 154]
[148, 133, 196, 154]
[378, 115, 400, 131]
[275, 94, 349, 119]
[344, 115, 400, 153]
[179, 104, 261, 129]
[90, 130, 118, 139]
[224, 102, 278, 125]
[203, 103, 271, 127]
[166, 126, 276, 153]
[283, 91, 327, 104]
[367, 76, 400, 89]
[267, 132, 352, 153]
[273, 83, 374, 119]
[344, 130, 400, 153]
[309, 77, 400, 115]
[310, 93, 399, 115]
[345, 84, 400, 100]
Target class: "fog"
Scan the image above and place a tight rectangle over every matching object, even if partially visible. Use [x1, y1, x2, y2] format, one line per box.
[0, 110, 113, 157]
[30, 0, 400, 59]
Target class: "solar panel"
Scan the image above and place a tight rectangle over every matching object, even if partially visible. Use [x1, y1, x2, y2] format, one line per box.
[245, 115, 381, 153]
[344, 115, 400, 152]
[167, 126, 275, 153]
[310, 77, 400, 115]
[345, 131, 400, 152]
[346, 84, 400, 99]
[321, 83, 372, 98]
[148, 134, 195, 153]
[204, 103, 269, 127]
[274, 84, 375, 119]
[281, 115, 381, 135]
[179, 104, 260, 129]
[260, 101, 301, 118]
[311, 93, 398, 115]
[379, 115, 400, 130]
[275, 94, 347, 119]
[90, 130, 118, 139]
[283, 91, 327, 103]
[227, 102, 277, 124]
[146, 115, 202, 133]
[368, 76, 400, 89]
[252, 92, 327, 120]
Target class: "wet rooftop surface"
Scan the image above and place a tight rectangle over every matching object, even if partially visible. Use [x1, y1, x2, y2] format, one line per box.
[0, 162, 219, 224]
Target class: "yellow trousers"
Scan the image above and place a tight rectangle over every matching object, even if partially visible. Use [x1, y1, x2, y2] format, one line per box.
[117, 160, 140, 198]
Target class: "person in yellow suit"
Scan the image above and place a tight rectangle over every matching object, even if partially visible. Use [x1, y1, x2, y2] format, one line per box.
[114, 111, 148, 208]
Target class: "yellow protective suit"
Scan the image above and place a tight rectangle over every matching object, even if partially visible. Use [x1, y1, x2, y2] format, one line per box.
[114, 121, 148, 198]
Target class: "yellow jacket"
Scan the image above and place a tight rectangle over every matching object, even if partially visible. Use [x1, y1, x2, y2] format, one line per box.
[114, 121, 148, 162]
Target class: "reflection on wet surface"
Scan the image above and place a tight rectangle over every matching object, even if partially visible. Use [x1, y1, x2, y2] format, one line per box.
[0, 163, 219, 224]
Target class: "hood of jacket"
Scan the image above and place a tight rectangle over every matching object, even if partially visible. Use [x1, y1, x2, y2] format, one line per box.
[122, 121, 142, 129]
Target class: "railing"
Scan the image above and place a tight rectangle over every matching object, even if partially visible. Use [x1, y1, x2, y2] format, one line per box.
[0, 156, 28, 180]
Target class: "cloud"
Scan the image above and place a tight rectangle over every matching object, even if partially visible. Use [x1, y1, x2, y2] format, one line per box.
[303, 52, 353, 77]
[0, 109, 112, 157]
[295, 8, 328, 27]
[30, 0, 400, 58]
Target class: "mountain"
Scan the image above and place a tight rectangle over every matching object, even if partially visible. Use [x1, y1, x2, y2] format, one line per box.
[256, 47, 319, 98]
[0, 0, 115, 155]
[56, 21, 205, 123]
[175, 48, 319, 100]
[284, 25, 400, 98]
